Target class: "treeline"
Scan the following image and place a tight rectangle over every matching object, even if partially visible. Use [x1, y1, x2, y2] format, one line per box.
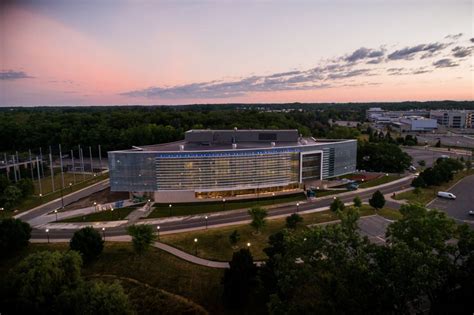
[412, 158, 465, 188]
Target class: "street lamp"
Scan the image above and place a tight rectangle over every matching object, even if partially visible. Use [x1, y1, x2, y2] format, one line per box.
[45, 228, 50, 243]
[93, 202, 97, 212]
[169, 204, 172, 216]
[222, 198, 226, 211]
[69, 182, 72, 191]
[247, 242, 251, 248]
[102, 227, 105, 241]
[194, 238, 198, 255]
[205, 216, 208, 229]
[296, 202, 300, 213]
[54, 209, 58, 222]
[156, 226, 160, 240]
[272, 192, 275, 205]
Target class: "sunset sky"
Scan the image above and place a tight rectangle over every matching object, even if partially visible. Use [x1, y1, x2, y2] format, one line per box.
[0, 0, 472, 106]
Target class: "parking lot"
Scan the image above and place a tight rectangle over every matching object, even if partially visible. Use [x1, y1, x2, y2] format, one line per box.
[403, 147, 471, 167]
[428, 175, 474, 225]
[416, 134, 474, 149]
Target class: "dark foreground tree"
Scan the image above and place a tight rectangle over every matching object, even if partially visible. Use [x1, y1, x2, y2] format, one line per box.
[127, 224, 156, 254]
[285, 213, 303, 229]
[70, 226, 104, 263]
[2, 250, 132, 314]
[369, 190, 385, 210]
[0, 218, 32, 254]
[222, 248, 257, 308]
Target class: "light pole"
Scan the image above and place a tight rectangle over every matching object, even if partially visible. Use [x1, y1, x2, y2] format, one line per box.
[69, 182, 72, 191]
[169, 204, 172, 216]
[272, 192, 275, 205]
[60, 184, 65, 210]
[247, 242, 251, 251]
[222, 198, 226, 211]
[93, 201, 97, 212]
[156, 226, 160, 240]
[205, 216, 208, 229]
[45, 228, 50, 243]
[102, 227, 105, 241]
[54, 209, 58, 222]
[296, 202, 300, 213]
[194, 238, 198, 255]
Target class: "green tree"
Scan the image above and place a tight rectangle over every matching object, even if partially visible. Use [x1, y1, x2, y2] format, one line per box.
[466, 159, 472, 170]
[0, 218, 32, 254]
[357, 141, 412, 173]
[248, 207, 267, 234]
[229, 230, 240, 248]
[285, 213, 303, 229]
[222, 248, 257, 308]
[369, 190, 385, 210]
[435, 139, 441, 147]
[2, 185, 22, 211]
[330, 197, 345, 212]
[70, 226, 104, 263]
[16, 178, 34, 197]
[353, 196, 362, 208]
[127, 224, 156, 254]
[411, 175, 427, 188]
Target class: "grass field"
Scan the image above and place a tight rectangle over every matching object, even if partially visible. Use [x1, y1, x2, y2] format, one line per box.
[33, 172, 94, 195]
[161, 205, 401, 261]
[0, 243, 225, 314]
[2, 173, 109, 218]
[314, 189, 349, 197]
[58, 206, 137, 222]
[358, 174, 401, 188]
[393, 170, 474, 205]
[148, 193, 307, 218]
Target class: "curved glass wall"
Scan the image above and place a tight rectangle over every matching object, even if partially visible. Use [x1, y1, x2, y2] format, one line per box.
[156, 150, 300, 191]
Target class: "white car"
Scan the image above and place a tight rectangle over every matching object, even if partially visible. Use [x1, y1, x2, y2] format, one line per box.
[437, 191, 456, 200]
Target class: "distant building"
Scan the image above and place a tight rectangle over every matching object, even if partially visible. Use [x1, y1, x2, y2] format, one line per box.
[330, 120, 360, 128]
[430, 110, 474, 129]
[366, 107, 384, 121]
[108, 129, 357, 202]
[366, 107, 430, 122]
[392, 116, 437, 132]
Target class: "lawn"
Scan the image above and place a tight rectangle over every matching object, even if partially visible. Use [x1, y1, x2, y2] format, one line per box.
[58, 206, 137, 222]
[0, 243, 225, 314]
[314, 189, 348, 197]
[33, 172, 94, 195]
[358, 174, 401, 188]
[148, 193, 306, 218]
[393, 170, 474, 205]
[161, 205, 401, 262]
[1, 173, 109, 219]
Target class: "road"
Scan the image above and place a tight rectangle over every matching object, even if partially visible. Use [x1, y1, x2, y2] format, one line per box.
[402, 146, 471, 167]
[31, 176, 413, 239]
[428, 175, 474, 225]
[16, 179, 110, 222]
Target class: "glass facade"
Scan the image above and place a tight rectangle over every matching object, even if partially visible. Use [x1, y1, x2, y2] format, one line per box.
[108, 140, 357, 195]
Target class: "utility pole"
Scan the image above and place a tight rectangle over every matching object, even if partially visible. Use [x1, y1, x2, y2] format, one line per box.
[71, 149, 76, 184]
[36, 156, 42, 196]
[98, 144, 102, 172]
[29, 149, 34, 180]
[59, 144, 65, 189]
[49, 146, 55, 192]
[39, 147, 44, 179]
[16, 151, 21, 180]
[12, 155, 18, 182]
[89, 146, 93, 175]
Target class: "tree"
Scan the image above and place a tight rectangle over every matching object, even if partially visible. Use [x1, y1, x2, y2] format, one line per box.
[2, 185, 22, 211]
[435, 139, 441, 147]
[413, 187, 421, 196]
[3, 250, 132, 314]
[0, 218, 32, 254]
[16, 178, 34, 197]
[222, 248, 258, 308]
[285, 213, 303, 229]
[466, 159, 472, 170]
[248, 207, 267, 234]
[357, 141, 412, 173]
[353, 196, 362, 208]
[330, 197, 345, 212]
[70, 226, 104, 263]
[369, 190, 385, 210]
[229, 230, 240, 248]
[411, 175, 427, 188]
[127, 224, 156, 254]
[418, 160, 426, 167]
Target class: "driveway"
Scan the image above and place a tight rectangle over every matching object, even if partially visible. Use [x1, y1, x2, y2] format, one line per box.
[357, 215, 392, 244]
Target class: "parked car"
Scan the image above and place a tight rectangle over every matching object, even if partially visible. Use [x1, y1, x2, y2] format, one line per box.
[437, 191, 456, 200]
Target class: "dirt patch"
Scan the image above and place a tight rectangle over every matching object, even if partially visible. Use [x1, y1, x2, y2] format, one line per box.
[62, 188, 129, 211]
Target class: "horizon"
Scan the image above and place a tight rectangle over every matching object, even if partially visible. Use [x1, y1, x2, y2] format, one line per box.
[1, 0, 473, 106]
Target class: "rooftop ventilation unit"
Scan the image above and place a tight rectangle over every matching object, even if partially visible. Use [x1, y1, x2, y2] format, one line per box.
[232, 143, 238, 149]
[271, 142, 276, 147]
[179, 145, 184, 151]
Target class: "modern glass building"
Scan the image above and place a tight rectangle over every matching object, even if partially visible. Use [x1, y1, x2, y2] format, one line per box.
[108, 129, 357, 202]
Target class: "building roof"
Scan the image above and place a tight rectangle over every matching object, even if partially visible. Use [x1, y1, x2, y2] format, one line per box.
[109, 129, 355, 153]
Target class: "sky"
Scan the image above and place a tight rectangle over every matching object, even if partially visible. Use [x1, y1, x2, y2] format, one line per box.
[0, 0, 473, 106]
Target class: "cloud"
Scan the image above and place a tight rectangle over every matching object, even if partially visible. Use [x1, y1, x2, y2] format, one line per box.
[445, 33, 463, 40]
[122, 33, 467, 99]
[452, 46, 472, 58]
[387, 42, 448, 60]
[433, 58, 459, 68]
[345, 47, 384, 62]
[0, 70, 34, 80]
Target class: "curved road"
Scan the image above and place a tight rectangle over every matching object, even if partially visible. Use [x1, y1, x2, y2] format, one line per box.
[30, 176, 413, 240]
